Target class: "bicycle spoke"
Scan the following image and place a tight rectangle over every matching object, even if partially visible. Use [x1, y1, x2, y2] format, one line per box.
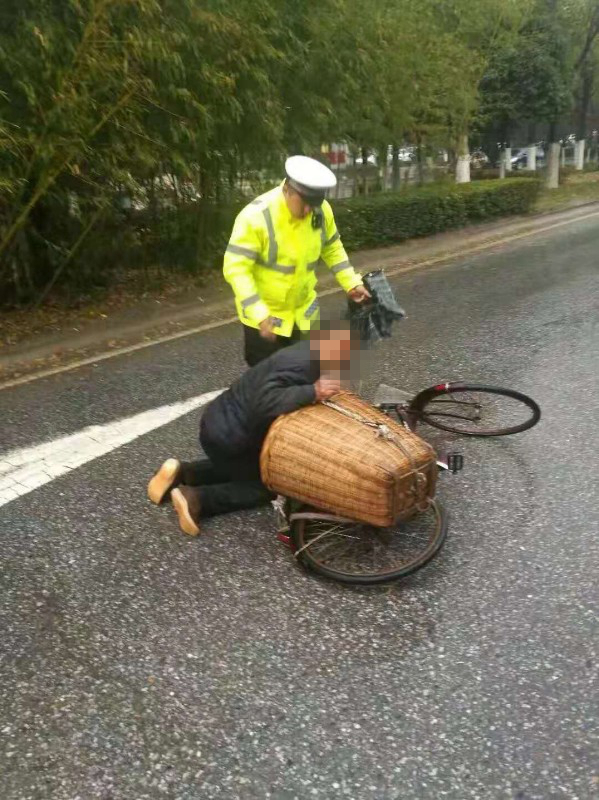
[419, 389, 537, 435]
[297, 507, 442, 577]
[424, 410, 479, 421]
[427, 398, 480, 408]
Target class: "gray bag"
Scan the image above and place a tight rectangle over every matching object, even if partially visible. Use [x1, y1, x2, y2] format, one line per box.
[347, 269, 406, 343]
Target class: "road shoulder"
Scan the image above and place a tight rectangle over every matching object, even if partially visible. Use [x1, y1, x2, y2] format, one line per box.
[1, 201, 598, 389]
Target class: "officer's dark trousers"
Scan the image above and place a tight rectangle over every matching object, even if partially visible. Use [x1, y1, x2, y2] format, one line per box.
[243, 324, 302, 367]
[178, 436, 274, 519]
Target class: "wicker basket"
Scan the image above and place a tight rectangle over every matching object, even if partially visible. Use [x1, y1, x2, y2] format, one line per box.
[260, 391, 437, 527]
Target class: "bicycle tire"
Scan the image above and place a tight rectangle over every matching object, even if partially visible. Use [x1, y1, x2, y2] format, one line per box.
[410, 382, 541, 437]
[290, 500, 449, 586]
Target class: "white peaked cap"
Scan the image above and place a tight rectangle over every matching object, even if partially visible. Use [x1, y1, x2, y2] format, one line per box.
[285, 155, 337, 192]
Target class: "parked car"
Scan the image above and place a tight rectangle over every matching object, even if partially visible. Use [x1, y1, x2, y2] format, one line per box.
[470, 150, 490, 168]
[511, 145, 545, 169]
[353, 152, 377, 166]
[386, 146, 415, 163]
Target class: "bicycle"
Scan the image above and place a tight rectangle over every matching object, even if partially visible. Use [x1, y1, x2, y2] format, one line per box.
[276, 380, 541, 586]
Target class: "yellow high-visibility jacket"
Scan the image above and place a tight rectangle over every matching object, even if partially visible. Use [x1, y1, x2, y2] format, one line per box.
[223, 183, 362, 336]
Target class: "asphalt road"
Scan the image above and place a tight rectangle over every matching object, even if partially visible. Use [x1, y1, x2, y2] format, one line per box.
[1, 217, 598, 800]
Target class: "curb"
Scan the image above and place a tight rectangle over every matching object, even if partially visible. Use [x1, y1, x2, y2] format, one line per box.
[2, 203, 599, 392]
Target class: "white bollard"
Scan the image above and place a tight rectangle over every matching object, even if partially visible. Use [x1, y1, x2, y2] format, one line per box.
[504, 147, 512, 171]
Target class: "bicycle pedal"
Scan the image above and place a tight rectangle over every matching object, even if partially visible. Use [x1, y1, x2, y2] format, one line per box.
[447, 452, 464, 474]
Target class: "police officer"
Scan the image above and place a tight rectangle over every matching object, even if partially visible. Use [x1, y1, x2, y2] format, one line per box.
[223, 155, 370, 366]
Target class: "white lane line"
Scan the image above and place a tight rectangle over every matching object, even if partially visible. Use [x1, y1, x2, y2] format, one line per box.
[0, 388, 224, 508]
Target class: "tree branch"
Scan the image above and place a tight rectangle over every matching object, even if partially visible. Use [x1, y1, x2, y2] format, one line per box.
[575, 3, 599, 72]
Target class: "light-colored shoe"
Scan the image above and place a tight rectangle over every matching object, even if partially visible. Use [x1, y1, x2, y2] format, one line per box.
[147, 458, 181, 505]
[171, 487, 201, 536]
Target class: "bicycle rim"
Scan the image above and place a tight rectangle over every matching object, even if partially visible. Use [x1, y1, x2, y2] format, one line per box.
[291, 501, 448, 586]
[413, 384, 541, 436]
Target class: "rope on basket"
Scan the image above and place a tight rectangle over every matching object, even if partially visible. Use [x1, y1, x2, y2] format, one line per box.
[322, 399, 430, 510]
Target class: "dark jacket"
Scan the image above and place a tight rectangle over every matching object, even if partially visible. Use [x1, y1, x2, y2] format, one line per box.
[200, 341, 319, 456]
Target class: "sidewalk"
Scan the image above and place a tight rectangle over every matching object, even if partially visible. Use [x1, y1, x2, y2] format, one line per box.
[2, 200, 599, 387]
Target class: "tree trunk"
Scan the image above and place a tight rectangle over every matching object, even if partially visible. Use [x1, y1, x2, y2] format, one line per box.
[545, 120, 561, 189]
[527, 145, 537, 172]
[575, 139, 586, 170]
[577, 67, 593, 141]
[425, 156, 434, 183]
[148, 173, 157, 222]
[546, 142, 561, 189]
[498, 123, 511, 174]
[455, 132, 470, 183]
[527, 122, 537, 143]
[499, 144, 510, 177]
[379, 145, 389, 191]
[391, 144, 400, 191]
[572, 63, 593, 172]
[416, 139, 424, 186]
[361, 147, 368, 196]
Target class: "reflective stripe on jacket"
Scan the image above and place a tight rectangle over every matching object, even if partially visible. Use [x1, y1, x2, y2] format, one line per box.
[223, 184, 362, 336]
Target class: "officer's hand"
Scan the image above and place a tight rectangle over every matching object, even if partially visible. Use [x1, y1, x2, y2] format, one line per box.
[347, 285, 371, 304]
[259, 317, 277, 342]
[314, 377, 342, 402]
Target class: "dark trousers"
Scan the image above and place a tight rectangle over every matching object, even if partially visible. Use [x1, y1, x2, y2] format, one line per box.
[243, 324, 302, 367]
[179, 437, 274, 518]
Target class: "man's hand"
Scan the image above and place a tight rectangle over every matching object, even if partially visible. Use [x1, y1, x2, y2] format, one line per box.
[314, 377, 342, 402]
[347, 285, 371, 304]
[258, 316, 277, 342]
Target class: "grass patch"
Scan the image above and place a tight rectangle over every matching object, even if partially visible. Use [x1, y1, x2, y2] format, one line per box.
[534, 171, 599, 213]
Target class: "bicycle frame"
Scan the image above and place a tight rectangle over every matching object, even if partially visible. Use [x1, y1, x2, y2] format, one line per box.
[376, 387, 468, 474]
[276, 385, 468, 554]
[277, 380, 538, 582]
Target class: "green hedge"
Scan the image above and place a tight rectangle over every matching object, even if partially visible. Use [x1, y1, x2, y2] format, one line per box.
[131, 177, 540, 277]
[332, 178, 540, 251]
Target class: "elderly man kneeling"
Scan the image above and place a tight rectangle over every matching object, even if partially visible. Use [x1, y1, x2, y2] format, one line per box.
[147, 320, 355, 536]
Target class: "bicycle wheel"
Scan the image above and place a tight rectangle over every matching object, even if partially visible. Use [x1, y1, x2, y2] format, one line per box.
[290, 500, 448, 586]
[410, 383, 541, 437]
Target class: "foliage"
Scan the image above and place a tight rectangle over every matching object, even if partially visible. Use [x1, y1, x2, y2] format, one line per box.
[0, 0, 593, 308]
[0, 0, 311, 304]
[333, 179, 541, 250]
[472, 168, 541, 180]
[110, 179, 540, 276]
[478, 0, 599, 146]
